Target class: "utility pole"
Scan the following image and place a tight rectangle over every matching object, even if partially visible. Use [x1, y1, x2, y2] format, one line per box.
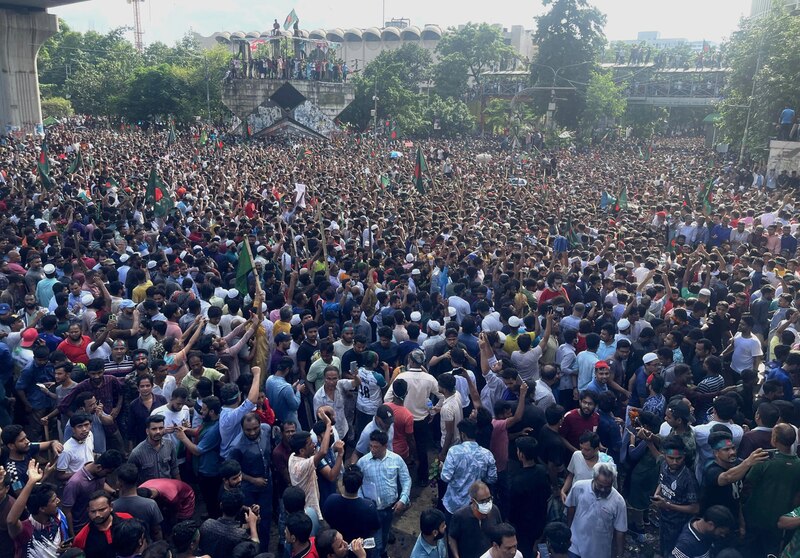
[204, 55, 211, 121]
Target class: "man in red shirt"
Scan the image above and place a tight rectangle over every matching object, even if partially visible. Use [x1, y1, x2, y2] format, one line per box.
[139, 478, 196, 523]
[558, 390, 599, 453]
[384, 379, 415, 463]
[57, 323, 92, 366]
[73, 492, 133, 558]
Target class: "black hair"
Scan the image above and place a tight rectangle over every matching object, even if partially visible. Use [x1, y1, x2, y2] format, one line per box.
[286, 512, 313, 544]
[420, 508, 446, 536]
[282, 486, 307, 513]
[220, 489, 244, 516]
[111, 519, 146, 557]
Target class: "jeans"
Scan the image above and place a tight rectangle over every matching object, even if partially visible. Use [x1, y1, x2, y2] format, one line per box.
[243, 486, 273, 553]
[374, 506, 395, 556]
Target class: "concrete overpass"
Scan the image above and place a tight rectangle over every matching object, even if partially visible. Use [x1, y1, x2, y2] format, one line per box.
[1, 0, 87, 136]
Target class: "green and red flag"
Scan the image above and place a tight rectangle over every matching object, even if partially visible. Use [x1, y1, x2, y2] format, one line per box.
[283, 8, 299, 30]
[146, 168, 173, 217]
[37, 141, 54, 189]
[615, 184, 628, 211]
[413, 146, 427, 195]
[66, 149, 83, 174]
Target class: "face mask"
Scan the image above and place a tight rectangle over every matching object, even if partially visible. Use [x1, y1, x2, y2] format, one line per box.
[476, 501, 493, 515]
[434, 531, 445, 541]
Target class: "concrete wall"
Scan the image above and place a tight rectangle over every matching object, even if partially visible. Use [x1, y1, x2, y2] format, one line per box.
[0, 8, 58, 136]
[767, 140, 800, 172]
[222, 79, 355, 121]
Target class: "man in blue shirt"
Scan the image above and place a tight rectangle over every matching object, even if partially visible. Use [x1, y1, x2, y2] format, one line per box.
[176, 396, 223, 518]
[410, 508, 447, 558]
[219, 365, 261, 458]
[441, 419, 498, 516]
[356, 429, 411, 558]
[229, 412, 273, 552]
[585, 361, 612, 394]
[779, 106, 795, 140]
[15, 345, 55, 441]
[266, 357, 304, 427]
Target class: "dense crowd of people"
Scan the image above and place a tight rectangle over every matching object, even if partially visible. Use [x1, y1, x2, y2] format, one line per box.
[0, 121, 798, 558]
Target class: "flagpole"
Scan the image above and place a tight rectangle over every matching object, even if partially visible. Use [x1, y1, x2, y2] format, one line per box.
[243, 237, 262, 298]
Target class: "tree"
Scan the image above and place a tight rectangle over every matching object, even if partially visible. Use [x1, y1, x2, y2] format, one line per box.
[121, 64, 195, 122]
[532, 0, 607, 128]
[339, 44, 433, 135]
[623, 104, 667, 138]
[718, 2, 800, 158]
[434, 23, 515, 99]
[580, 70, 625, 137]
[41, 97, 74, 118]
[425, 96, 475, 136]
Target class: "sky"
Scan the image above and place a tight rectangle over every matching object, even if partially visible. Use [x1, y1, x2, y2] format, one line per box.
[52, 0, 751, 46]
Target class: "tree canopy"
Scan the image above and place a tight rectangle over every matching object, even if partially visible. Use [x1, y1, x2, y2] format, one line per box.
[531, 0, 607, 128]
[37, 22, 231, 123]
[718, 3, 800, 157]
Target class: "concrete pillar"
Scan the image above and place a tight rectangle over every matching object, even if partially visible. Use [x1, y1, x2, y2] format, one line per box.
[0, 8, 58, 136]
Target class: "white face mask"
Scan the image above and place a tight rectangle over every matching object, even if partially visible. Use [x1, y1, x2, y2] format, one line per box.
[476, 501, 493, 515]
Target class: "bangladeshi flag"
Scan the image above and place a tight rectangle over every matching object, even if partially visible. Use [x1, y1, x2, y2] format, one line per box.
[413, 146, 427, 195]
[146, 168, 173, 217]
[37, 142, 54, 189]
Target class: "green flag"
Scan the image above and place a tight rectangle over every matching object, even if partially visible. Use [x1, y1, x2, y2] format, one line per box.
[198, 130, 208, 146]
[701, 180, 714, 214]
[565, 215, 581, 248]
[67, 150, 83, 174]
[167, 122, 177, 147]
[146, 168, 173, 217]
[380, 175, 390, 190]
[413, 146, 427, 195]
[615, 185, 628, 211]
[37, 141, 55, 189]
[236, 239, 254, 296]
[283, 8, 299, 30]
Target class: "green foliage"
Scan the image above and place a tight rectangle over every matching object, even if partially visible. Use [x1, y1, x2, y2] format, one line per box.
[532, 0, 607, 128]
[623, 104, 667, 138]
[340, 44, 433, 135]
[40, 96, 74, 118]
[434, 23, 515, 98]
[37, 22, 231, 123]
[580, 70, 626, 136]
[718, 3, 800, 156]
[425, 96, 475, 136]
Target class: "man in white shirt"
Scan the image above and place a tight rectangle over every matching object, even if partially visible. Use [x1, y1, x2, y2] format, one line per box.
[56, 413, 95, 482]
[478, 523, 523, 558]
[384, 349, 442, 485]
[151, 387, 192, 464]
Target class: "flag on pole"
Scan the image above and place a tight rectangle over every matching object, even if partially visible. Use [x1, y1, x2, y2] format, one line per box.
[283, 9, 299, 30]
[67, 149, 83, 174]
[414, 146, 427, 195]
[167, 122, 177, 147]
[146, 168, 173, 217]
[236, 240, 254, 296]
[380, 175, 390, 190]
[566, 217, 582, 248]
[701, 180, 714, 214]
[37, 141, 54, 189]
[615, 185, 628, 211]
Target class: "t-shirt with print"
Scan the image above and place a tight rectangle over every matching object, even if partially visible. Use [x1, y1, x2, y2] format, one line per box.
[355, 367, 386, 416]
